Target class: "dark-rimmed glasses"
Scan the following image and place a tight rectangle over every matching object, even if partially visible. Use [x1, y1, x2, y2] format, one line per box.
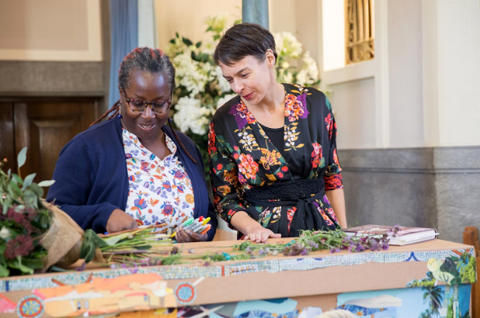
[122, 88, 171, 114]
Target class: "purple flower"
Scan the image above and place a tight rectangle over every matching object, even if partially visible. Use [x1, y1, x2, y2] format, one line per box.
[330, 247, 341, 253]
[76, 261, 87, 272]
[307, 240, 319, 249]
[229, 103, 248, 129]
[163, 204, 174, 216]
[174, 170, 185, 179]
[134, 198, 147, 210]
[297, 93, 309, 119]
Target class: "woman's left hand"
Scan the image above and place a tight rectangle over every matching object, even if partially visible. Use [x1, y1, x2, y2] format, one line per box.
[175, 226, 208, 243]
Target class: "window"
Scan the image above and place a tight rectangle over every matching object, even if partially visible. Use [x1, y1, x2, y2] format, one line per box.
[345, 0, 374, 64]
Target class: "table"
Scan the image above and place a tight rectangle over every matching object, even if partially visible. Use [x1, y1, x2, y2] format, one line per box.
[0, 239, 476, 318]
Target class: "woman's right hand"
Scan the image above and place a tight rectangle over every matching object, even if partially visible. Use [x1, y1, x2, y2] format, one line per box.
[231, 211, 281, 243]
[106, 209, 138, 233]
[244, 224, 281, 243]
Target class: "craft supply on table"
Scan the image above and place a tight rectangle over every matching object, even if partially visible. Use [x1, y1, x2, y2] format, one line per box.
[170, 217, 211, 238]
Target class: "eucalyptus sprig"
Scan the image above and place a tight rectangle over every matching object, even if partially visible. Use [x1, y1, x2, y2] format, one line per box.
[0, 148, 55, 215]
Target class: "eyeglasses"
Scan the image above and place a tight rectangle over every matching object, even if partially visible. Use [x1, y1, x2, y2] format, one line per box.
[122, 88, 171, 114]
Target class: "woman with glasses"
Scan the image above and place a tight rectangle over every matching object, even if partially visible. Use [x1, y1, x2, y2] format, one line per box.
[209, 24, 346, 243]
[47, 47, 217, 242]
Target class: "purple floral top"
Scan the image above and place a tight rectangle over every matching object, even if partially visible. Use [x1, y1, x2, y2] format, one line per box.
[123, 129, 195, 227]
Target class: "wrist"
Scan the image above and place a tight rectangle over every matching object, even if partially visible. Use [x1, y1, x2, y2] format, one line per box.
[245, 221, 263, 235]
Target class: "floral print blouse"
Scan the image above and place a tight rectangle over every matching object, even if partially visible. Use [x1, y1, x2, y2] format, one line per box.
[123, 129, 195, 227]
[208, 84, 343, 237]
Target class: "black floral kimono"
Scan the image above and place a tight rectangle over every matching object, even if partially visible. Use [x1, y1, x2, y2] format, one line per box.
[208, 84, 343, 237]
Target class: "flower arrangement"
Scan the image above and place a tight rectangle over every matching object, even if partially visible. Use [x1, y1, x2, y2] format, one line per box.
[168, 14, 321, 171]
[0, 149, 54, 276]
[0, 149, 84, 276]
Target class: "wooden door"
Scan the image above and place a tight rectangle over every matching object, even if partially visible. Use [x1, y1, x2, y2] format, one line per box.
[0, 103, 16, 174]
[0, 98, 99, 183]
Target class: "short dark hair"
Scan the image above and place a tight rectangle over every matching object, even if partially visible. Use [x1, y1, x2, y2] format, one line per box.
[214, 23, 277, 66]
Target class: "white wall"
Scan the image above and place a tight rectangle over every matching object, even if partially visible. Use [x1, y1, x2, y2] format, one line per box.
[330, 78, 377, 149]
[387, 0, 424, 148]
[428, 0, 480, 147]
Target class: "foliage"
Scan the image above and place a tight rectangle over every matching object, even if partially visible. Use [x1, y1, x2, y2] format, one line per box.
[458, 253, 476, 283]
[445, 297, 454, 318]
[167, 14, 321, 173]
[79, 226, 174, 268]
[0, 148, 55, 276]
[84, 227, 396, 271]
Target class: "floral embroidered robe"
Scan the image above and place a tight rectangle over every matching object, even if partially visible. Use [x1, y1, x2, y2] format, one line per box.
[208, 84, 343, 237]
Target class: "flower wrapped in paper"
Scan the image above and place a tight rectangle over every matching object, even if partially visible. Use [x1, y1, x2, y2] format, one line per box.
[0, 148, 84, 276]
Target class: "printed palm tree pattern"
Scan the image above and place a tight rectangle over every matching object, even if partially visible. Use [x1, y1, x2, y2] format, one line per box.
[407, 251, 476, 318]
[209, 84, 342, 235]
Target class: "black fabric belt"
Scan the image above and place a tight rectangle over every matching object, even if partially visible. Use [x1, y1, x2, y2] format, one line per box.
[243, 178, 337, 237]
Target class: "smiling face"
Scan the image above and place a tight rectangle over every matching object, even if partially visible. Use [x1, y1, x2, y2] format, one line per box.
[219, 51, 277, 106]
[119, 70, 171, 142]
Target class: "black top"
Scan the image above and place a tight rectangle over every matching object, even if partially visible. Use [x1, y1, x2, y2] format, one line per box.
[260, 124, 285, 157]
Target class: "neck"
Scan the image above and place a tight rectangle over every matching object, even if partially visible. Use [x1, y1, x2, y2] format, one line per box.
[254, 82, 285, 113]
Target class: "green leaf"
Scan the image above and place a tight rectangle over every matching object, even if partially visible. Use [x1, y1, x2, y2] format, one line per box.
[38, 180, 55, 187]
[17, 147, 27, 169]
[7, 169, 11, 178]
[9, 180, 21, 197]
[0, 264, 9, 277]
[182, 37, 193, 46]
[195, 41, 202, 48]
[12, 174, 23, 186]
[23, 189, 38, 209]
[21, 258, 44, 269]
[135, 245, 152, 250]
[103, 233, 130, 246]
[37, 213, 51, 229]
[206, 26, 213, 32]
[8, 257, 34, 275]
[169, 39, 175, 44]
[29, 183, 44, 198]
[175, 32, 179, 38]
[234, 19, 242, 25]
[80, 229, 109, 263]
[22, 173, 36, 191]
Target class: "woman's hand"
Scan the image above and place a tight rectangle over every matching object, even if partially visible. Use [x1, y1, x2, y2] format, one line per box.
[106, 209, 138, 233]
[244, 225, 281, 243]
[231, 211, 281, 243]
[175, 226, 208, 243]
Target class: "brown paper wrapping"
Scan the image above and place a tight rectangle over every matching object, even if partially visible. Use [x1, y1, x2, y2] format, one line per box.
[39, 200, 84, 270]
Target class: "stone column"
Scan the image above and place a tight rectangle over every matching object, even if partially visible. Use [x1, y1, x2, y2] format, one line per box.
[242, 0, 269, 29]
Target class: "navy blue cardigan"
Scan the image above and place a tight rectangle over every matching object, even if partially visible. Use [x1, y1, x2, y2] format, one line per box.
[46, 117, 217, 240]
